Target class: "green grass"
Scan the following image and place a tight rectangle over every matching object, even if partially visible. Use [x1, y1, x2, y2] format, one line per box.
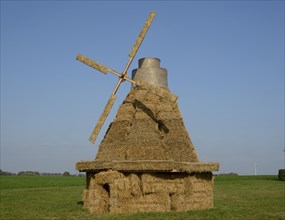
[0, 175, 284, 220]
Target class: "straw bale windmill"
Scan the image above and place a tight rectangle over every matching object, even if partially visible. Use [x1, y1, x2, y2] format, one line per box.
[75, 11, 219, 214]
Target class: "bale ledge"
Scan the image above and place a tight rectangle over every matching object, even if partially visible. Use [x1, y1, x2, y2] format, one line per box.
[76, 160, 219, 173]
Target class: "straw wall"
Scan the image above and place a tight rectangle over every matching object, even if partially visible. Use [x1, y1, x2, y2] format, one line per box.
[78, 77, 218, 214]
[83, 170, 214, 214]
[95, 88, 198, 163]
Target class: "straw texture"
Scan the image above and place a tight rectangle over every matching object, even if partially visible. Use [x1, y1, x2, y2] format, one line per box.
[76, 161, 219, 173]
[82, 171, 215, 214]
[76, 85, 219, 214]
[95, 88, 198, 162]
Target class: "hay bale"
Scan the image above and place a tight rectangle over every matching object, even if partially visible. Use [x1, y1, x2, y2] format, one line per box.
[93, 170, 124, 185]
[110, 178, 131, 199]
[278, 169, 285, 181]
[115, 103, 136, 121]
[170, 193, 187, 211]
[168, 173, 214, 211]
[81, 170, 215, 214]
[76, 83, 219, 214]
[94, 88, 199, 163]
[127, 173, 142, 196]
[110, 192, 171, 214]
[83, 185, 109, 214]
[141, 173, 186, 194]
[187, 173, 214, 209]
[76, 161, 219, 173]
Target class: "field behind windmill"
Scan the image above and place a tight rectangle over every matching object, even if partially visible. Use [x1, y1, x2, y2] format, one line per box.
[0, 175, 284, 220]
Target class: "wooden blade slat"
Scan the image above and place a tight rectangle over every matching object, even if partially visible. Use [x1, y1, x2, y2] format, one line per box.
[89, 94, 117, 144]
[76, 54, 110, 74]
[128, 11, 156, 59]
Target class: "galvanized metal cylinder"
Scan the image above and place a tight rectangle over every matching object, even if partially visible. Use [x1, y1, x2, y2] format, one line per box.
[132, 58, 168, 88]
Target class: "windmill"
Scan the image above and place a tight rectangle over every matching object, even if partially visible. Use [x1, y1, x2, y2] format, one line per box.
[75, 11, 220, 214]
[76, 11, 177, 144]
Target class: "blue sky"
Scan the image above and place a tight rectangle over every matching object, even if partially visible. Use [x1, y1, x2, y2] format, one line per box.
[1, 1, 284, 175]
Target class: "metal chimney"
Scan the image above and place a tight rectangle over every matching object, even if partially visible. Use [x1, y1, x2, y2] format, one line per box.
[132, 58, 168, 88]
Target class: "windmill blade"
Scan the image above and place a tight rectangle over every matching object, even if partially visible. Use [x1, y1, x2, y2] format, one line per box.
[76, 54, 110, 74]
[128, 11, 156, 59]
[89, 94, 117, 144]
[136, 80, 178, 103]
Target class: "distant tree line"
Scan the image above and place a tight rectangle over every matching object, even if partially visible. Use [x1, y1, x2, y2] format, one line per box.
[41, 172, 63, 176]
[0, 169, 84, 176]
[0, 170, 16, 176]
[17, 171, 40, 176]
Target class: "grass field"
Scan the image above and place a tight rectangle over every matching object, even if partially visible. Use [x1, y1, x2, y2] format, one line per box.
[0, 175, 284, 220]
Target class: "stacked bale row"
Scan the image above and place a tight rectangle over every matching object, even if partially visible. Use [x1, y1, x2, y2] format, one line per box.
[83, 170, 214, 214]
[96, 88, 198, 163]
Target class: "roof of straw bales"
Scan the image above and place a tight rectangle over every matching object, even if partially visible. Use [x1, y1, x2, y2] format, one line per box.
[94, 88, 200, 163]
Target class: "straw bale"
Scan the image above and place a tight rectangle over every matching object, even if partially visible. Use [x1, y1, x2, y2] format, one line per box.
[185, 172, 214, 198]
[185, 173, 214, 209]
[182, 194, 200, 211]
[110, 192, 171, 214]
[123, 145, 167, 161]
[169, 173, 214, 211]
[76, 84, 219, 214]
[114, 103, 136, 121]
[278, 169, 285, 181]
[156, 103, 175, 112]
[76, 161, 219, 173]
[128, 88, 162, 103]
[127, 173, 142, 196]
[83, 185, 109, 214]
[99, 120, 131, 144]
[169, 194, 187, 211]
[108, 174, 142, 200]
[126, 120, 159, 137]
[134, 109, 156, 120]
[170, 193, 212, 211]
[130, 192, 171, 212]
[92, 170, 124, 185]
[157, 111, 182, 120]
[135, 79, 178, 103]
[141, 173, 186, 194]
[92, 87, 201, 163]
[81, 170, 216, 214]
[109, 178, 131, 199]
